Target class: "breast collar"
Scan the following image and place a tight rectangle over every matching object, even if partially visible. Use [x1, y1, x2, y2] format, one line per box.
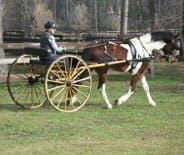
[123, 39, 137, 60]
[138, 37, 150, 56]
[124, 38, 152, 60]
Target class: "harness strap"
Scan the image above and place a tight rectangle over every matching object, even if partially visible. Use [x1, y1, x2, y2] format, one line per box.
[138, 38, 152, 57]
[123, 40, 137, 60]
[123, 40, 139, 72]
[103, 45, 117, 60]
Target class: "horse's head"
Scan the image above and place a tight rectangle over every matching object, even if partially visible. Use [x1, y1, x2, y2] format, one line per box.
[151, 31, 180, 48]
[148, 31, 180, 62]
[162, 40, 180, 63]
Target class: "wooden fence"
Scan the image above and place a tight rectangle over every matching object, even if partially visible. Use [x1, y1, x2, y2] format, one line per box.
[0, 28, 183, 65]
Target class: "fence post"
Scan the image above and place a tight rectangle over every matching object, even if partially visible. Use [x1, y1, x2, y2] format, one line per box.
[0, 0, 8, 75]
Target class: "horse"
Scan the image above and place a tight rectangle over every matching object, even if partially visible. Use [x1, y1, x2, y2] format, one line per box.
[81, 31, 179, 109]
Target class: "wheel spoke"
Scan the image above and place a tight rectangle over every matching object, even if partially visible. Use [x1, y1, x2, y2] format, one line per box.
[56, 62, 66, 77]
[49, 69, 62, 79]
[51, 87, 65, 100]
[69, 57, 73, 77]
[64, 88, 69, 111]
[63, 58, 68, 77]
[33, 86, 41, 105]
[14, 74, 27, 80]
[72, 67, 86, 81]
[48, 84, 65, 92]
[72, 83, 90, 88]
[68, 88, 75, 110]
[57, 89, 66, 108]
[72, 86, 88, 98]
[70, 87, 82, 105]
[72, 77, 90, 84]
[31, 87, 34, 105]
[47, 79, 65, 85]
[71, 60, 81, 78]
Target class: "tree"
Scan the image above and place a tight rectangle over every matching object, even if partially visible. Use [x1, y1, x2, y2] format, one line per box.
[148, 0, 159, 30]
[94, 0, 98, 31]
[33, 1, 54, 33]
[3, 0, 53, 36]
[181, 0, 184, 59]
[69, 3, 92, 31]
[0, 0, 7, 75]
[120, 0, 129, 37]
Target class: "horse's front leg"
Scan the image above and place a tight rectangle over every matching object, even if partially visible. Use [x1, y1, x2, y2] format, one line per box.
[141, 76, 156, 107]
[97, 70, 112, 109]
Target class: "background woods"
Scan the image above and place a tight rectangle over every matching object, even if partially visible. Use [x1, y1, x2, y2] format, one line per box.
[0, 0, 183, 75]
[1, 0, 183, 33]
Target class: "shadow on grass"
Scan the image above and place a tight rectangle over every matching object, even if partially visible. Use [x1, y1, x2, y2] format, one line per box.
[0, 103, 24, 112]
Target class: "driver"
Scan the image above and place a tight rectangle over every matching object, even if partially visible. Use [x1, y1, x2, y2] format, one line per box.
[40, 21, 65, 62]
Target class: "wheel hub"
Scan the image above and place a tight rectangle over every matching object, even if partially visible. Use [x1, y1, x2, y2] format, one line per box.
[66, 80, 72, 87]
[28, 76, 38, 85]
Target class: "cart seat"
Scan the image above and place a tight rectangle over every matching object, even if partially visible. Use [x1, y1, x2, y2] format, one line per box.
[30, 59, 50, 65]
[24, 47, 51, 57]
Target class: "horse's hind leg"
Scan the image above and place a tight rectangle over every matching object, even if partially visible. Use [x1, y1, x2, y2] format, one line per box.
[141, 76, 156, 107]
[97, 71, 112, 109]
[115, 87, 134, 106]
[115, 65, 144, 105]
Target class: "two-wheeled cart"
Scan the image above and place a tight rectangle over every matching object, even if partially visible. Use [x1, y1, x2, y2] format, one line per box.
[7, 47, 126, 112]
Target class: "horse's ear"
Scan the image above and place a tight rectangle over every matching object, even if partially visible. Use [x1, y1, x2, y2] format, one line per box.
[174, 32, 180, 39]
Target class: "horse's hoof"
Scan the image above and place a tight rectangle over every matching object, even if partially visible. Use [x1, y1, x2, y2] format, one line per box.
[107, 105, 113, 109]
[149, 102, 156, 107]
[114, 100, 120, 106]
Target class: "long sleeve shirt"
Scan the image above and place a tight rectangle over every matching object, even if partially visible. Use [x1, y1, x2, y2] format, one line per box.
[40, 31, 64, 55]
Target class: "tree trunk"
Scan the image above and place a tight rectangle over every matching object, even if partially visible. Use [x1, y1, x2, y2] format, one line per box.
[53, 0, 57, 22]
[149, 0, 159, 30]
[181, 0, 184, 60]
[0, 0, 7, 75]
[94, 0, 98, 32]
[120, 0, 129, 37]
[66, 0, 69, 19]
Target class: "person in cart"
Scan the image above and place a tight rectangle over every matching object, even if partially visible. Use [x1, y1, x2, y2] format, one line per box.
[40, 21, 65, 62]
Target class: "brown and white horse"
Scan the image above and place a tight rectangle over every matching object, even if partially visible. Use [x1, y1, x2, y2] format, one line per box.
[82, 31, 179, 109]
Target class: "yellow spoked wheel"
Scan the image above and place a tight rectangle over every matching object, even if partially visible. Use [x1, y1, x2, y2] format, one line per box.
[7, 54, 46, 109]
[45, 55, 92, 112]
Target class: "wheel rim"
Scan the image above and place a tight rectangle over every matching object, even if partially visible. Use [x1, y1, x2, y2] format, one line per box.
[7, 55, 46, 109]
[45, 55, 92, 112]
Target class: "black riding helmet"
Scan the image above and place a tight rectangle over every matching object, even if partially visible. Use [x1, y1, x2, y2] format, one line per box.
[44, 21, 57, 29]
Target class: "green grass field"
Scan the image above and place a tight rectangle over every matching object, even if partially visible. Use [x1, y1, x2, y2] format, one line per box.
[0, 63, 184, 155]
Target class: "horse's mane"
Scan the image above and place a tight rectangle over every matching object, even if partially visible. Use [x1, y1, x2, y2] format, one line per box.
[151, 31, 174, 43]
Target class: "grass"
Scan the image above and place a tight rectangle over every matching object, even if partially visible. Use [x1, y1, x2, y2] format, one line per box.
[0, 62, 184, 155]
